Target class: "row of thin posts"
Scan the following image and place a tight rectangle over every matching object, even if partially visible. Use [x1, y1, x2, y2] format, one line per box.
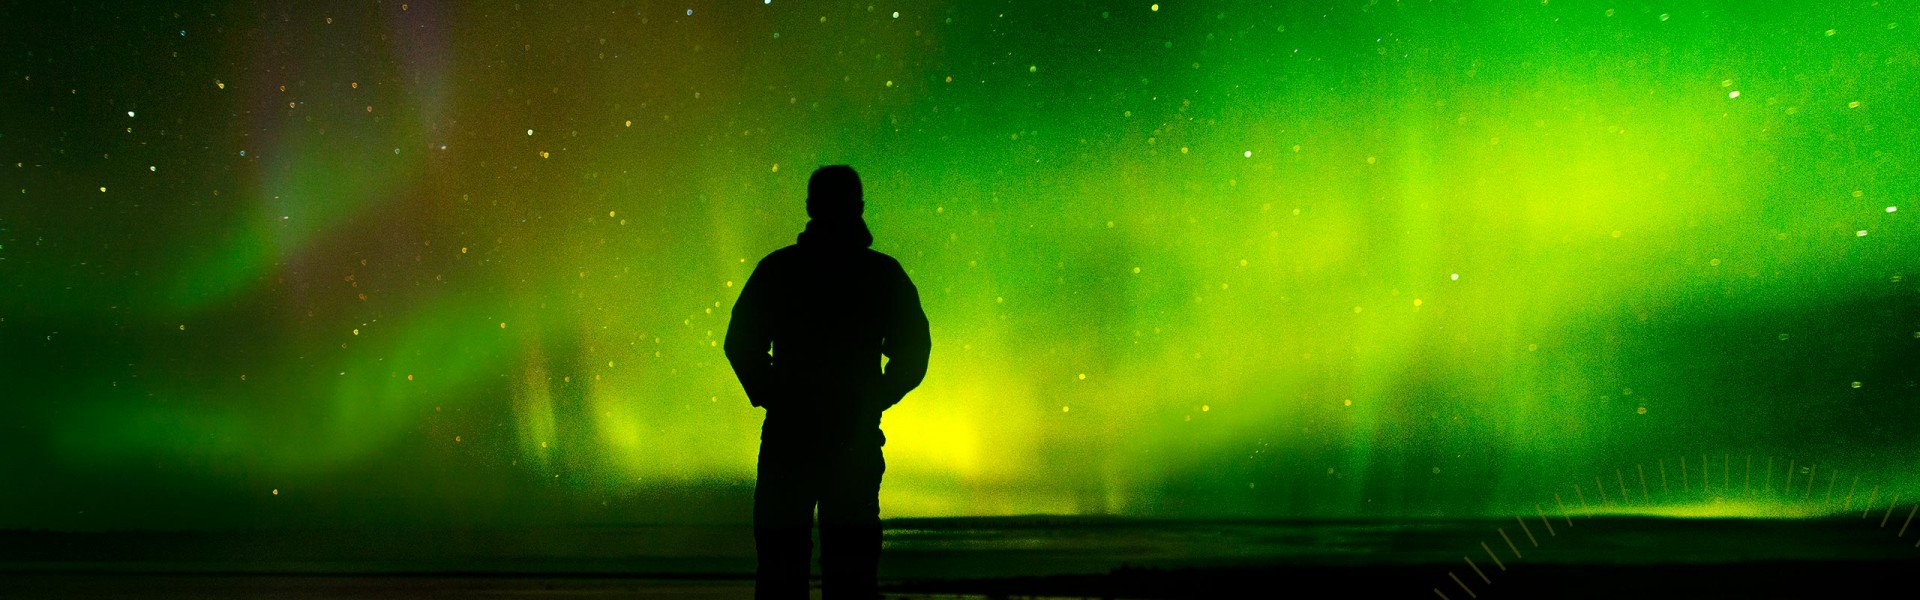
[1432, 454, 1918, 599]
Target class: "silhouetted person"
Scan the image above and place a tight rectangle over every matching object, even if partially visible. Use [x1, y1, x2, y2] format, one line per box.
[725, 165, 931, 600]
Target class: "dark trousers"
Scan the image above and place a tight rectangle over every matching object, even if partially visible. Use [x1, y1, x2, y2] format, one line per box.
[754, 436, 885, 600]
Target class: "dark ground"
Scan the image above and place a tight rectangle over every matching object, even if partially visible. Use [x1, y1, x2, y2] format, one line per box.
[2, 561, 1911, 599]
[3, 516, 1914, 598]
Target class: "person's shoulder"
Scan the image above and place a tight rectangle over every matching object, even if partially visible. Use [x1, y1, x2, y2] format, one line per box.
[860, 248, 906, 269]
[744, 245, 803, 279]
[860, 249, 914, 281]
[758, 244, 804, 264]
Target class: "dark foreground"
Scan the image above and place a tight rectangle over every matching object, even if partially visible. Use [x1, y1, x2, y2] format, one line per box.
[2, 560, 1910, 599]
[4, 516, 1914, 598]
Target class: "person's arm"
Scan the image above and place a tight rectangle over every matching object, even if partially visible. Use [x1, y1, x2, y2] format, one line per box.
[724, 260, 778, 408]
[877, 261, 930, 410]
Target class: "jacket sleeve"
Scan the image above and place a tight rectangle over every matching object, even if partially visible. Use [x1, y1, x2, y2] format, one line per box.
[878, 261, 931, 410]
[724, 259, 777, 408]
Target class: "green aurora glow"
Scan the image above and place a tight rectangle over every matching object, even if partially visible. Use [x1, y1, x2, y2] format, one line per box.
[2, 0, 1917, 530]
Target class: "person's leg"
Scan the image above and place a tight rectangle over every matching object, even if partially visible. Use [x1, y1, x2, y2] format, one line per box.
[754, 440, 817, 600]
[817, 442, 885, 600]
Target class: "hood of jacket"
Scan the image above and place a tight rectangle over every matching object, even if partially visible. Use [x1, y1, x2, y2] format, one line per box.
[796, 216, 874, 248]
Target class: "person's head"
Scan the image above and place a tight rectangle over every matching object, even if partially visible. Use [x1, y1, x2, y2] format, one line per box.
[806, 165, 863, 219]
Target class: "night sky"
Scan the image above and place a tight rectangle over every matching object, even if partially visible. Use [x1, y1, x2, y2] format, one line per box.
[3, 1, 1917, 531]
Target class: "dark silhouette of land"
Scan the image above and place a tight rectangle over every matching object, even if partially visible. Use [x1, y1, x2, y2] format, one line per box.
[724, 165, 932, 600]
[2, 516, 1913, 598]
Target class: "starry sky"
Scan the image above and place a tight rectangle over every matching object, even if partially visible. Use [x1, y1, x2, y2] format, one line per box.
[3, 0, 1917, 531]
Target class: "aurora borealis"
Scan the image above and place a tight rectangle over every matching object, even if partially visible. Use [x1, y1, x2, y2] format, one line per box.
[3, 0, 1918, 533]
